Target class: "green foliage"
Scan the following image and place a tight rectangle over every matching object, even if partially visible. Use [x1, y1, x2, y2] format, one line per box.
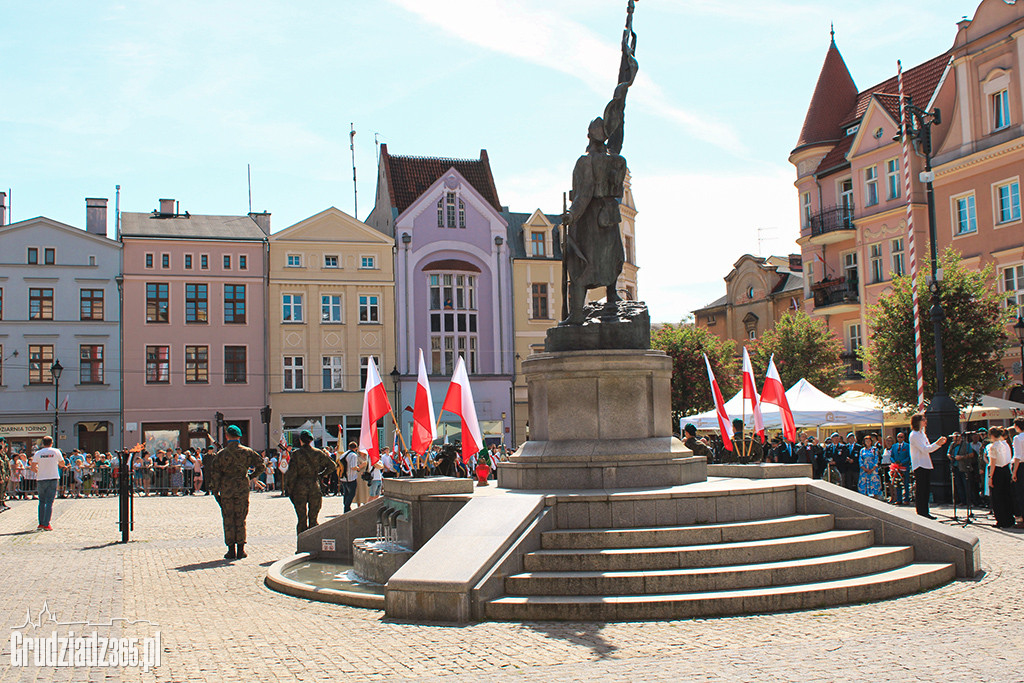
[652, 323, 739, 420]
[748, 310, 845, 394]
[863, 249, 1012, 412]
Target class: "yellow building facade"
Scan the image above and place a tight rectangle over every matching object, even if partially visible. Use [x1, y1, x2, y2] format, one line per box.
[268, 207, 396, 449]
[507, 175, 639, 445]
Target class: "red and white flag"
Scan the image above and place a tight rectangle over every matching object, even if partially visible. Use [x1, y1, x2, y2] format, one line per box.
[358, 356, 392, 465]
[703, 353, 733, 452]
[60, 395, 70, 412]
[410, 348, 437, 455]
[762, 354, 796, 442]
[441, 356, 483, 463]
[44, 397, 53, 412]
[741, 348, 765, 443]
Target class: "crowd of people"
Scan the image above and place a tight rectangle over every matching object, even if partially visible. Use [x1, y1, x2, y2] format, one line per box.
[0, 437, 513, 511]
[683, 415, 1024, 527]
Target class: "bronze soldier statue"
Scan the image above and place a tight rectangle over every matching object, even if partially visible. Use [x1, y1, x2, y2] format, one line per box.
[561, 0, 639, 325]
[0, 438, 10, 511]
[283, 429, 335, 536]
[208, 425, 264, 559]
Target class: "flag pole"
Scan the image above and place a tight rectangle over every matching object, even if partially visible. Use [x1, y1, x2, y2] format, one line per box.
[388, 410, 410, 454]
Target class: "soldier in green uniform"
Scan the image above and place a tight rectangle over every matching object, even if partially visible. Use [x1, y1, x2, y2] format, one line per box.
[208, 425, 264, 559]
[283, 429, 336, 536]
[682, 424, 712, 460]
[732, 419, 765, 464]
[0, 438, 11, 511]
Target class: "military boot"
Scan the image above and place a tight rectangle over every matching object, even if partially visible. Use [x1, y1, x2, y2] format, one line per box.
[236, 543, 247, 559]
[224, 545, 236, 560]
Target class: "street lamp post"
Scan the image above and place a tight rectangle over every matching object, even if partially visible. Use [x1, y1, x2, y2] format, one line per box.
[390, 366, 401, 442]
[902, 97, 957, 503]
[1014, 314, 1024, 386]
[50, 360, 63, 446]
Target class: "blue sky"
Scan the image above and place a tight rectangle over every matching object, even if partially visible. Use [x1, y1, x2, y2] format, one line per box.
[3, 0, 980, 322]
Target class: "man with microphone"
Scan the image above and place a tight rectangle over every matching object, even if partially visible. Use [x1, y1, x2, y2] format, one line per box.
[909, 413, 947, 519]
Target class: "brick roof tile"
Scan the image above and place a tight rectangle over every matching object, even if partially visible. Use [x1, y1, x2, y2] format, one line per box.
[381, 145, 502, 214]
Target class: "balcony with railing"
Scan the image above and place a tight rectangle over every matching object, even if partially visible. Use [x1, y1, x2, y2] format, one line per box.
[807, 204, 856, 244]
[811, 276, 859, 312]
[841, 351, 864, 380]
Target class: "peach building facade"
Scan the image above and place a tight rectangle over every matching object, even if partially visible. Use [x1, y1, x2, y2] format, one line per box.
[120, 200, 270, 451]
[791, 0, 1024, 397]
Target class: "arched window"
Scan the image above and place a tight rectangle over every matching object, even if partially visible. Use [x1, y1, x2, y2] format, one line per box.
[428, 271, 478, 374]
[446, 192, 456, 228]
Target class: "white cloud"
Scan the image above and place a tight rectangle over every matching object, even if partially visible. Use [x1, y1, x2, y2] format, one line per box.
[386, 0, 745, 155]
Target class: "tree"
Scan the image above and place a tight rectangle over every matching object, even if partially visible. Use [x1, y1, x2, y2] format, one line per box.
[651, 323, 739, 421]
[748, 310, 845, 394]
[863, 249, 1012, 412]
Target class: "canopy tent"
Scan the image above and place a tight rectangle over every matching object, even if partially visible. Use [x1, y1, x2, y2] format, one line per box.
[835, 391, 909, 426]
[836, 391, 1024, 425]
[682, 378, 884, 432]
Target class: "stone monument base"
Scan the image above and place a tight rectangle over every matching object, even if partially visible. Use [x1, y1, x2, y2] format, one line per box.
[497, 348, 707, 490]
[545, 300, 650, 353]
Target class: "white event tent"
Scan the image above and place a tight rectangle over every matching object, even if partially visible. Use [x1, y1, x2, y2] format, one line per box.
[682, 378, 883, 432]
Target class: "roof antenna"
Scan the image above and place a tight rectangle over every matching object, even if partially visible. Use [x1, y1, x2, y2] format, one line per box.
[247, 163, 252, 214]
[350, 123, 358, 219]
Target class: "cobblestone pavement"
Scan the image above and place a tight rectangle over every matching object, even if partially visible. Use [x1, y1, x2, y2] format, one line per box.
[0, 491, 1021, 682]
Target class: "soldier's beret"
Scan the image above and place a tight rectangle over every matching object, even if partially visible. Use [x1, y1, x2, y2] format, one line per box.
[300, 429, 314, 441]
[226, 425, 242, 437]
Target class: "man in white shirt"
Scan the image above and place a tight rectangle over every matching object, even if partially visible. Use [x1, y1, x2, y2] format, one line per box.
[909, 413, 947, 520]
[340, 441, 360, 513]
[1011, 417, 1024, 527]
[29, 436, 66, 531]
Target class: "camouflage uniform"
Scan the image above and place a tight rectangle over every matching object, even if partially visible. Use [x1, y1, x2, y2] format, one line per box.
[283, 444, 335, 535]
[0, 443, 10, 508]
[736, 435, 764, 464]
[208, 442, 264, 545]
[683, 435, 712, 460]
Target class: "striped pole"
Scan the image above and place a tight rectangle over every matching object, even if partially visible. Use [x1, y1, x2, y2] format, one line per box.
[898, 60, 926, 410]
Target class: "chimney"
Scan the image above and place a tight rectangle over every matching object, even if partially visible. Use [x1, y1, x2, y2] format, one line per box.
[249, 211, 271, 235]
[159, 198, 176, 215]
[0, 191, 5, 226]
[789, 253, 803, 272]
[86, 198, 108, 236]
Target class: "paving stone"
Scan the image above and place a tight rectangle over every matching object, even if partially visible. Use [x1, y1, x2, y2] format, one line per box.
[0, 494, 1018, 682]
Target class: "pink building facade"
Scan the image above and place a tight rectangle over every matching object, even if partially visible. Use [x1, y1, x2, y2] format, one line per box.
[791, 1, 1024, 398]
[120, 200, 270, 451]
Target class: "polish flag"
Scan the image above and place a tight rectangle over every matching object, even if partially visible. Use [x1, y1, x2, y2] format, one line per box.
[44, 397, 53, 412]
[440, 356, 483, 463]
[358, 356, 392, 465]
[741, 347, 765, 443]
[60, 395, 70, 412]
[703, 354, 733, 452]
[410, 349, 437, 455]
[762, 354, 797, 443]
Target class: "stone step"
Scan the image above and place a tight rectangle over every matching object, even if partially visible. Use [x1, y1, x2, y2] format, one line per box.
[486, 563, 955, 621]
[506, 545, 914, 595]
[541, 514, 834, 550]
[522, 529, 874, 572]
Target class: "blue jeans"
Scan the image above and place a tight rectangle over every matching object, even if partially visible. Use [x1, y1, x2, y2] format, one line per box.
[341, 480, 357, 512]
[37, 479, 58, 526]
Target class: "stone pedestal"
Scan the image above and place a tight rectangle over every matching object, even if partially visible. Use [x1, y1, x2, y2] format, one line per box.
[498, 349, 706, 490]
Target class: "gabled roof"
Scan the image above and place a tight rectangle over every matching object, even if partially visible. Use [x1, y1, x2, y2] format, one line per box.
[502, 209, 563, 259]
[380, 144, 502, 214]
[814, 135, 855, 177]
[841, 53, 950, 129]
[120, 212, 266, 240]
[271, 206, 391, 244]
[0, 215, 120, 248]
[794, 37, 859, 152]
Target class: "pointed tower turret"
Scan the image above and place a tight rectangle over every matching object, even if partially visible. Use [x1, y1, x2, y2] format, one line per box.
[793, 30, 859, 153]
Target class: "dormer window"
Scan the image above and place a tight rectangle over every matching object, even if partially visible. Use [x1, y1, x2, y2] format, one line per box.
[531, 232, 546, 257]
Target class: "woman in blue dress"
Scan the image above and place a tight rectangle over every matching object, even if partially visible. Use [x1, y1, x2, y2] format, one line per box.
[859, 434, 882, 499]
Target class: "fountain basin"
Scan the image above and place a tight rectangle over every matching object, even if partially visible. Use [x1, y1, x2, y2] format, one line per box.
[265, 553, 384, 609]
[352, 537, 415, 585]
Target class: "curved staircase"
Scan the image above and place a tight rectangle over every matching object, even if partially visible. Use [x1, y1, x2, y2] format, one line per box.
[485, 504, 954, 621]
